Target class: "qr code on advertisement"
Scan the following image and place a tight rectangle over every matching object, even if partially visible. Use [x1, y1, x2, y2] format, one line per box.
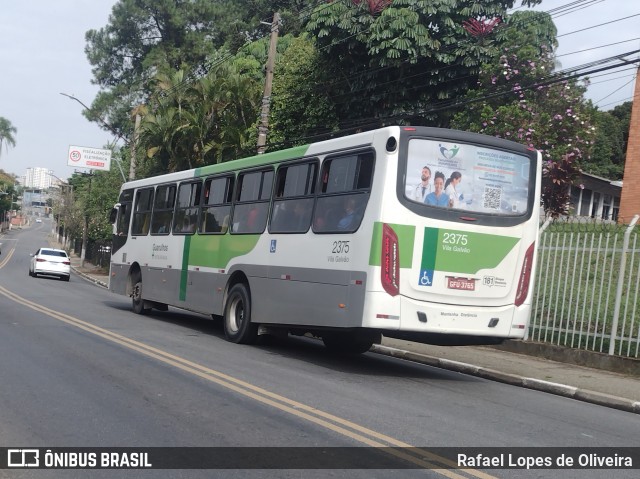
[483, 186, 502, 210]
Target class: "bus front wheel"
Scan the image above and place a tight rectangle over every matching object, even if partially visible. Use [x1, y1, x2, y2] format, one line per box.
[132, 278, 150, 315]
[224, 283, 258, 344]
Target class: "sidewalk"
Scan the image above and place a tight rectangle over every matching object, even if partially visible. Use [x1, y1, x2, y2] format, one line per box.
[65, 246, 640, 415]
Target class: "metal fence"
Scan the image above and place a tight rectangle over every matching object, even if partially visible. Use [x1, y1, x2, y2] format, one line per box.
[71, 238, 112, 269]
[529, 216, 640, 358]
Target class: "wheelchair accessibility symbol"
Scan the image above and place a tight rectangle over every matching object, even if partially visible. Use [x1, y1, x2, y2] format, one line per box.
[419, 270, 433, 286]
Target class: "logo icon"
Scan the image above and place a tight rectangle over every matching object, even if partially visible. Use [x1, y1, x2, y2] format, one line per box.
[270, 240, 277, 253]
[439, 144, 460, 159]
[8, 449, 40, 468]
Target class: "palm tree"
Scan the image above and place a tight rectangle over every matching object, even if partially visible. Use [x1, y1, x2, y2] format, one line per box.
[0, 117, 17, 158]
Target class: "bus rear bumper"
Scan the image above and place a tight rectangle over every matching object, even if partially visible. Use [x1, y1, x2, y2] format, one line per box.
[398, 294, 530, 340]
[363, 291, 530, 342]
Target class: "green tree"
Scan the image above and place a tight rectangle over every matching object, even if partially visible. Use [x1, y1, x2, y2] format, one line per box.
[84, 0, 309, 142]
[270, 34, 339, 147]
[585, 107, 625, 179]
[304, 0, 543, 128]
[610, 101, 632, 162]
[0, 170, 19, 215]
[138, 58, 262, 174]
[0, 117, 17, 158]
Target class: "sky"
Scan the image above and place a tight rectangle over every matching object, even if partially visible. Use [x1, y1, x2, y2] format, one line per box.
[0, 0, 638, 181]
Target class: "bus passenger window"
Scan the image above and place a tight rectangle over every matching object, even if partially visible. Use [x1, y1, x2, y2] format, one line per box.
[231, 169, 273, 234]
[174, 181, 201, 235]
[270, 161, 317, 234]
[132, 188, 154, 236]
[313, 151, 374, 233]
[201, 175, 233, 234]
[151, 183, 176, 235]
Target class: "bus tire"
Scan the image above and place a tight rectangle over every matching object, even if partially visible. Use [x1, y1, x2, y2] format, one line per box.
[322, 331, 376, 354]
[224, 283, 258, 344]
[132, 278, 150, 315]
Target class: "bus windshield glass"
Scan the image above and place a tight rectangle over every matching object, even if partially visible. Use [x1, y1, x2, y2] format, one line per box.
[404, 138, 532, 215]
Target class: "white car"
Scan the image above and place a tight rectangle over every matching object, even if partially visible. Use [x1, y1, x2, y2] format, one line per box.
[29, 248, 71, 281]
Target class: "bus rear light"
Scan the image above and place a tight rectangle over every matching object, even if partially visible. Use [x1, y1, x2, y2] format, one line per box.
[514, 242, 535, 307]
[381, 224, 400, 296]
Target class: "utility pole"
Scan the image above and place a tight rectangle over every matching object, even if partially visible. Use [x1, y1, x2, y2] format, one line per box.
[256, 12, 280, 154]
[80, 173, 93, 268]
[130, 106, 142, 180]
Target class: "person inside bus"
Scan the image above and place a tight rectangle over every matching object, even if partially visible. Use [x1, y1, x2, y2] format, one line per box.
[424, 171, 451, 207]
[337, 197, 360, 230]
[412, 166, 432, 202]
[444, 171, 463, 208]
[288, 200, 311, 232]
[181, 216, 195, 233]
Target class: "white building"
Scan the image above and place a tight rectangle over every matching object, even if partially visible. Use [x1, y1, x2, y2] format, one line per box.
[24, 167, 53, 189]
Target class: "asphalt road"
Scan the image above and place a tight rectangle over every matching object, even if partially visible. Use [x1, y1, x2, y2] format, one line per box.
[0, 222, 638, 479]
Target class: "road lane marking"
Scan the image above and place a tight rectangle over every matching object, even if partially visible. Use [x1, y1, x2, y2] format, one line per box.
[0, 242, 16, 268]
[0, 285, 495, 478]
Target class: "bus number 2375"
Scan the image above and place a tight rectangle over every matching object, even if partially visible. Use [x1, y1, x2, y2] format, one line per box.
[332, 241, 350, 254]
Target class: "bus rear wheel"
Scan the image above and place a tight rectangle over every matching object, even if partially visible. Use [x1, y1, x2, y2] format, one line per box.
[224, 283, 258, 344]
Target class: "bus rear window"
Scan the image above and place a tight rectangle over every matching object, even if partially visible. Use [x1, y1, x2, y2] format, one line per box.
[404, 139, 531, 216]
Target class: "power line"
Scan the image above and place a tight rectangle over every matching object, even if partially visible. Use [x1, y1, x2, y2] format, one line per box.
[557, 37, 640, 58]
[589, 72, 637, 85]
[594, 74, 637, 105]
[597, 89, 639, 109]
[557, 13, 640, 38]
[548, 0, 605, 18]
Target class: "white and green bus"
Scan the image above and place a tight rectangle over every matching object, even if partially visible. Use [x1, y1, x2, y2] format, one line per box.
[109, 126, 541, 353]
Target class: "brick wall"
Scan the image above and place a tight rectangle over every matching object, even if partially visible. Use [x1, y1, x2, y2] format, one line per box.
[618, 67, 640, 223]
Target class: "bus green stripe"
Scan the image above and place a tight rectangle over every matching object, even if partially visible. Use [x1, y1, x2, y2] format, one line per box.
[194, 145, 311, 178]
[180, 236, 191, 301]
[421, 227, 439, 271]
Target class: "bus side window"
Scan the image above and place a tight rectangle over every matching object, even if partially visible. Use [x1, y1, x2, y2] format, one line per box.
[132, 188, 154, 236]
[313, 151, 374, 233]
[174, 181, 202, 235]
[269, 161, 317, 234]
[151, 183, 176, 235]
[201, 175, 234, 234]
[116, 203, 131, 236]
[231, 169, 273, 234]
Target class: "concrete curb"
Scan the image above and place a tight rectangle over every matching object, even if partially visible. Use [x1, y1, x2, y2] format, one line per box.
[71, 266, 108, 288]
[370, 344, 640, 415]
